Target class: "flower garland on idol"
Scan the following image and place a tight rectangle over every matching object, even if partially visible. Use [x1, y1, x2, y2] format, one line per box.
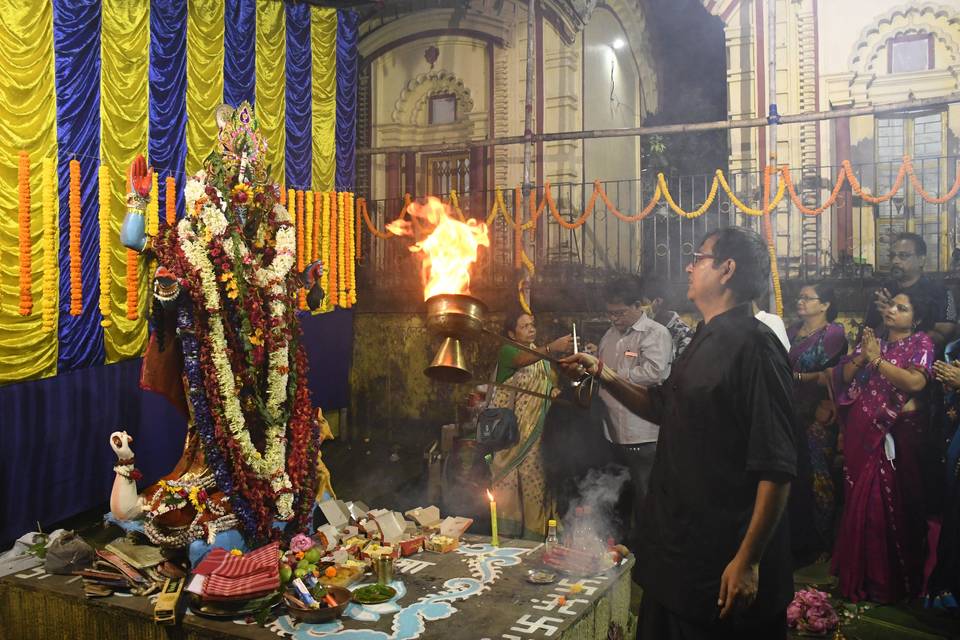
[147, 102, 318, 544]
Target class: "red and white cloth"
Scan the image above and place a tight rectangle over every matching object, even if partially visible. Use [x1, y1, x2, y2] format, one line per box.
[197, 541, 280, 600]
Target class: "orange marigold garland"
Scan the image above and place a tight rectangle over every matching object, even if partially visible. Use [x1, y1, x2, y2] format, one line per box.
[354, 190, 362, 263]
[328, 191, 338, 307]
[146, 170, 159, 237]
[125, 248, 139, 320]
[68, 159, 83, 316]
[337, 191, 346, 308]
[42, 158, 57, 331]
[165, 175, 176, 225]
[296, 190, 306, 310]
[345, 192, 356, 307]
[320, 190, 331, 311]
[279, 183, 286, 206]
[17, 151, 32, 316]
[98, 164, 112, 327]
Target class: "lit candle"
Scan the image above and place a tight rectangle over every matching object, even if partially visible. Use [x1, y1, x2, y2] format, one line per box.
[487, 489, 499, 547]
[572, 322, 578, 353]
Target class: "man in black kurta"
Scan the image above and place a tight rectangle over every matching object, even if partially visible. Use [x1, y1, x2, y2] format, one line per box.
[563, 227, 797, 639]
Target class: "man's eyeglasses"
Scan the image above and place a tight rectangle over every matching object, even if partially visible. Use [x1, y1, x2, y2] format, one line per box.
[691, 252, 717, 266]
[889, 252, 916, 260]
[797, 296, 820, 302]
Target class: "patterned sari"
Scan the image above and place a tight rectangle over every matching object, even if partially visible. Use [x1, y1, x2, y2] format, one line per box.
[489, 346, 556, 540]
[830, 331, 933, 603]
[787, 322, 847, 556]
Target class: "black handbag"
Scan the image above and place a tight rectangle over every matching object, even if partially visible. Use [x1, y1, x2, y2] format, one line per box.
[475, 364, 519, 452]
[476, 407, 519, 452]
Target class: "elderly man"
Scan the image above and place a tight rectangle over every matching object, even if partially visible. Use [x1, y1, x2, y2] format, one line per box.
[564, 228, 796, 639]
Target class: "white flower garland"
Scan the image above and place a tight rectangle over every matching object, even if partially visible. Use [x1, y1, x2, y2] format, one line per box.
[176, 187, 298, 520]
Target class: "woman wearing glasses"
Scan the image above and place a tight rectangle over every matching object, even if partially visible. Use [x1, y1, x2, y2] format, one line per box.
[829, 291, 932, 603]
[788, 284, 848, 565]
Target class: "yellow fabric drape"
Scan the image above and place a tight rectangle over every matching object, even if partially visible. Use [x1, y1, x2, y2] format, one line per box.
[255, 0, 285, 183]
[186, 0, 225, 177]
[0, 2, 58, 383]
[100, 0, 150, 363]
[311, 8, 337, 192]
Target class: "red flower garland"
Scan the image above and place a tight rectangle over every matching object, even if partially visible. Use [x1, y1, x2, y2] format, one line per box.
[165, 176, 176, 225]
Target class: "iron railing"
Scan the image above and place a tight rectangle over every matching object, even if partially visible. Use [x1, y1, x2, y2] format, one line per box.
[358, 156, 959, 300]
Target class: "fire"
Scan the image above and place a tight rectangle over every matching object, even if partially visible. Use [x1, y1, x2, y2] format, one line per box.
[486, 490, 494, 502]
[386, 196, 489, 300]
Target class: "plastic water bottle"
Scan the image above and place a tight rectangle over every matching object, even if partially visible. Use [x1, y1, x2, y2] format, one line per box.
[544, 519, 558, 555]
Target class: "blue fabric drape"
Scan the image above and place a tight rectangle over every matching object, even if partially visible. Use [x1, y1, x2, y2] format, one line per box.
[301, 309, 353, 409]
[335, 10, 359, 190]
[223, 0, 256, 108]
[0, 358, 187, 546]
[284, 2, 312, 190]
[52, 0, 104, 371]
[149, 1, 187, 219]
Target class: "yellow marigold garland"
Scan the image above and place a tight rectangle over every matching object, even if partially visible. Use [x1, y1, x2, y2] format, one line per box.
[337, 191, 347, 309]
[165, 175, 176, 225]
[296, 190, 306, 310]
[68, 159, 83, 316]
[42, 158, 57, 331]
[312, 191, 322, 262]
[345, 192, 356, 307]
[760, 166, 784, 316]
[98, 164, 112, 327]
[17, 151, 32, 316]
[146, 171, 159, 237]
[305, 189, 314, 272]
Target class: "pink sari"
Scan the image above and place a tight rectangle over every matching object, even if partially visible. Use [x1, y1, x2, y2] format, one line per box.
[830, 331, 933, 603]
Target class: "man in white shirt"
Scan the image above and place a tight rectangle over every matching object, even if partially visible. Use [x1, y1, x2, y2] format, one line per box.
[594, 275, 674, 548]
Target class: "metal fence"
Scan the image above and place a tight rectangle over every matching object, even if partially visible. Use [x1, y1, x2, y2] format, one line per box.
[358, 156, 959, 298]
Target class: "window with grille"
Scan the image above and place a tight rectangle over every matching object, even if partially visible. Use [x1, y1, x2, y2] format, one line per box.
[888, 34, 933, 73]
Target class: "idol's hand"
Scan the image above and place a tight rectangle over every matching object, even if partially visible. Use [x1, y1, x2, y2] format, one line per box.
[559, 352, 599, 379]
[128, 154, 153, 199]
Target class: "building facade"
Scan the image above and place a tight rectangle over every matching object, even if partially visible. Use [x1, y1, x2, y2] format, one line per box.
[706, 0, 960, 273]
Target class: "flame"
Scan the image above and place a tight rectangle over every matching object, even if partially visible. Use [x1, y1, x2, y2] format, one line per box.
[386, 196, 489, 300]
[486, 489, 494, 502]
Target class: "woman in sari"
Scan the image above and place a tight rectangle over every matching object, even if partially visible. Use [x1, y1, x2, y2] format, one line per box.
[488, 310, 572, 540]
[789, 283, 848, 562]
[830, 291, 933, 603]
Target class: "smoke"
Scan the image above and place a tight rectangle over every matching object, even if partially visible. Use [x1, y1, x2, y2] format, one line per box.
[559, 465, 630, 556]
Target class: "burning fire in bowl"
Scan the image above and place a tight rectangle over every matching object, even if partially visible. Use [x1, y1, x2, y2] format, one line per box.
[387, 197, 490, 383]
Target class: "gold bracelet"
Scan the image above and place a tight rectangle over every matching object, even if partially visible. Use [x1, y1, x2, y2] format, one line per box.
[872, 356, 884, 369]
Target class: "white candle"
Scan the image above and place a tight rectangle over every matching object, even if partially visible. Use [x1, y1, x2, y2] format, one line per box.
[572, 322, 578, 353]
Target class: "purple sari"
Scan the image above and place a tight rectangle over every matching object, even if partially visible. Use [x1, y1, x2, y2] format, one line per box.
[830, 331, 933, 603]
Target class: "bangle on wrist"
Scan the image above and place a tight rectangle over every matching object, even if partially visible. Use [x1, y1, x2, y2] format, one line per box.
[872, 356, 884, 370]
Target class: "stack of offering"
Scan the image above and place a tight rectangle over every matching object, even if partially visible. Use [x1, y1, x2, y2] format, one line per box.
[74, 548, 158, 598]
[186, 542, 282, 617]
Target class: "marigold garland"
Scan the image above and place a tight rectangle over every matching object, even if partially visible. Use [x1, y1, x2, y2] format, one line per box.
[304, 189, 314, 272]
[69, 159, 83, 316]
[354, 191, 362, 263]
[337, 191, 347, 309]
[296, 190, 306, 310]
[17, 151, 32, 316]
[279, 183, 286, 206]
[42, 158, 57, 331]
[146, 170, 159, 237]
[761, 165, 784, 316]
[125, 249, 139, 320]
[328, 191, 338, 307]
[165, 175, 176, 225]
[312, 191, 322, 262]
[98, 164, 112, 327]
[346, 192, 357, 306]
[320, 190, 331, 311]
